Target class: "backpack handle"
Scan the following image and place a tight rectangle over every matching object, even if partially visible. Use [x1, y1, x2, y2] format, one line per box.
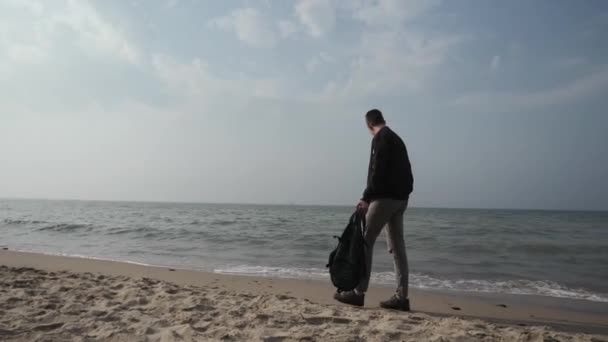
[350, 210, 366, 227]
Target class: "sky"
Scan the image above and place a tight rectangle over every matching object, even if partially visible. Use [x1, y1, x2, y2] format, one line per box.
[1, 0, 607, 210]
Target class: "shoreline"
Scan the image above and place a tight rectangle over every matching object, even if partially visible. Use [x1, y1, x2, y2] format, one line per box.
[1, 249, 607, 337]
[4, 247, 607, 304]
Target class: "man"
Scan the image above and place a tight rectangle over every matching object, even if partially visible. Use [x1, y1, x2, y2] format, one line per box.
[334, 109, 414, 311]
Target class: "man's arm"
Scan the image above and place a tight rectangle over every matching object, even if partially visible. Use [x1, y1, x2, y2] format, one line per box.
[361, 134, 390, 203]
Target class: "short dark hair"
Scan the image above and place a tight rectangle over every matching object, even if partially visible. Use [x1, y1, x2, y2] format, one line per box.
[365, 109, 385, 126]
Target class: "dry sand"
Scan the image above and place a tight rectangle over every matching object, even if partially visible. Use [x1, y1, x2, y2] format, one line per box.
[1, 250, 607, 341]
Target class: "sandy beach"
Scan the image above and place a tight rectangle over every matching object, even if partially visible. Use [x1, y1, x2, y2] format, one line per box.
[1, 250, 607, 341]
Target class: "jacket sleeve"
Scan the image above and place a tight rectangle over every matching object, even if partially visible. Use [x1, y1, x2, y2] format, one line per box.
[362, 134, 390, 202]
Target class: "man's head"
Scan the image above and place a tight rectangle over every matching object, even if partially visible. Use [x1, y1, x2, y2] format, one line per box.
[365, 109, 386, 135]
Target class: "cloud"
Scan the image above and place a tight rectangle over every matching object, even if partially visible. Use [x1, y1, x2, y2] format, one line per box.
[490, 55, 501, 71]
[0, 0, 144, 111]
[324, 31, 466, 98]
[166, 0, 179, 9]
[552, 57, 588, 69]
[56, 1, 140, 64]
[209, 8, 278, 48]
[295, 0, 335, 37]
[453, 65, 608, 109]
[2, 0, 44, 14]
[6, 43, 48, 64]
[305, 52, 333, 73]
[151, 54, 284, 105]
[303, 0, 456, 99]
[351, 0, 441, 27]
[278, 20, 297, 38]
[0, 0, 140, 65]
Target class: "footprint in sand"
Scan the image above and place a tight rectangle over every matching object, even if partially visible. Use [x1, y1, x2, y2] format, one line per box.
[165, 288, 179, 295]
[396, 324, 413, 331]
[33, 322, 64, 332]
[43, 303, 57, 310]
[110, 283, 124, 290]
[543, 336, 560, 342]
[0, 328, 17, 336]
[6, 297, 21, 304]
[262, 336, 287, 342]
[304, 316, 351, 325]
[404, 317, 424, 324]
[297, 337, 314, 342]
[276, 295, 294, 300]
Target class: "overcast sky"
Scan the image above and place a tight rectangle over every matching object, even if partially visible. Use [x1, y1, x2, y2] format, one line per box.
[1, 0, 607, 210]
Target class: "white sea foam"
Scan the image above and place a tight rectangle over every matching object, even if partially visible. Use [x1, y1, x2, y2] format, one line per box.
[214, 265, 608, 303]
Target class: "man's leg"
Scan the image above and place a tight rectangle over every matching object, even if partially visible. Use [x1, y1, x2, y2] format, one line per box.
[385, 200, 409, 298]
[379, 199, 410, 311]
[356, 200, 401, 294]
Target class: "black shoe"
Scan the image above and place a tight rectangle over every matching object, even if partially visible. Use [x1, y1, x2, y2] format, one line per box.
[380, 295, 410, 311]
[333, 291, 364, 307]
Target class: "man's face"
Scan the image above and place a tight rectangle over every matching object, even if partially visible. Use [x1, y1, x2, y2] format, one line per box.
[366, 121, 374, 135]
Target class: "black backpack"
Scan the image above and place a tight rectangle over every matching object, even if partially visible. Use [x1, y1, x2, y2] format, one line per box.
[326, 211, 367, 293]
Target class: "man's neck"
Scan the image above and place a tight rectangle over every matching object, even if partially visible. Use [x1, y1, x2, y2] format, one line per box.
[372, 124, 386, 135]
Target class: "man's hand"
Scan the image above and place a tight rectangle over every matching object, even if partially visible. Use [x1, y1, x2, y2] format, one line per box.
[357, 200, 369, 214]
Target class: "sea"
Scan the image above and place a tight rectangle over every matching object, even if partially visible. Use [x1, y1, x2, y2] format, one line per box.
[1, 199, 607, 303]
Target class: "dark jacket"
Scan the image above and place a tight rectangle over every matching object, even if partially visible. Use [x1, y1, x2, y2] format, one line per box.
[362, 126, 413, 203]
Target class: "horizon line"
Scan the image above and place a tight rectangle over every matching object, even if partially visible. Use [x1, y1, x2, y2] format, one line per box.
[1, 196, 606, 213]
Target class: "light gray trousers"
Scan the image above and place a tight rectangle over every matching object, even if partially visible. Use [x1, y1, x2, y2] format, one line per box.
[356, 198, 409, 298]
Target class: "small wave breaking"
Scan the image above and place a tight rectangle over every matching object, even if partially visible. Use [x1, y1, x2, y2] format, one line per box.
[37, 223, 93, 232]
[3, 219, 48, 225]
[3, 219, 94, 233]
[213, 265, 608, 303]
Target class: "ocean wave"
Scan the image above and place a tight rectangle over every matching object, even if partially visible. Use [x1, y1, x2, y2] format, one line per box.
[506, 243, 608, 255]
[37, 223, 93, 232]
[3, 219, 94, 232]
[214, 265, 328, 279]
[3, 219, 47, 225]
[213, 265, 608, 303]
[407, 274, 608, 303]
[187, 219, 237, 227]
[150, 216, 174, 223]
[106, 226, 158, 235]
[211, 219, 237, 226]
